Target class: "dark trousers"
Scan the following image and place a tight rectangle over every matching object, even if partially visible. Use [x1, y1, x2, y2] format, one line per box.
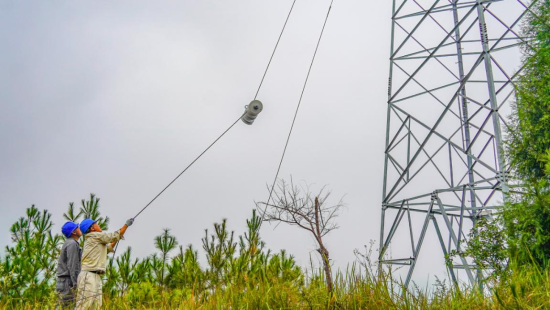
[56, 277, 76, 309]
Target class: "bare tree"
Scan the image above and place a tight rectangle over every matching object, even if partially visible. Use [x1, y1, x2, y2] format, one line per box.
[257, 179, 345, 294]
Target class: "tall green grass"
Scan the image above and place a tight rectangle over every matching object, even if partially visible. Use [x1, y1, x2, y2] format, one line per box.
[3, 263, 549, 309]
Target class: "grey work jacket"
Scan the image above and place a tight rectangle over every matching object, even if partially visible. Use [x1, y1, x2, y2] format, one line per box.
[56, 238, 82, 288]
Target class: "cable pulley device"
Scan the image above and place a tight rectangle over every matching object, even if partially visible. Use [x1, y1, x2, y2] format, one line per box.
[241, 100, 263, 125]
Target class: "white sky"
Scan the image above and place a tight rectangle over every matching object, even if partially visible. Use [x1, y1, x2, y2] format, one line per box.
[0, 0, 523, 288]
[0, 0, 390, 276]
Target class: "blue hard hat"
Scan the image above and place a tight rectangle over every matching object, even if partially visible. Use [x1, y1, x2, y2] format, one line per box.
[61, 221, 79, 238]
[80, 219, 97, 234]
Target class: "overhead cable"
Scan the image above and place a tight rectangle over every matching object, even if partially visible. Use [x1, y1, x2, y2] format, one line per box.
[111, 1, 299, 259]
[260, 0, 335, 221]
[133, 113, 244, 219]
[254, 0, 298, 100]
[132, 0, 298, 220]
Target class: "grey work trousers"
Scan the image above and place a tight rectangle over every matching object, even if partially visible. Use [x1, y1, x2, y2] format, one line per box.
[56, 276, 76, 309]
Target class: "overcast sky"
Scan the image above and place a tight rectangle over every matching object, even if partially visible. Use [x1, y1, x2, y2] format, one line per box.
[1, 0, 525, 288]
[1, 0, 391, 278]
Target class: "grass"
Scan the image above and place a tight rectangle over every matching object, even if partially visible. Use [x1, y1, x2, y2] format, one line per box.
[2, 264, 550, 309]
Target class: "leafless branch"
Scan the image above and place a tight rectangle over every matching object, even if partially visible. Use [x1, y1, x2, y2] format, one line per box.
[255, 177, 346, 296]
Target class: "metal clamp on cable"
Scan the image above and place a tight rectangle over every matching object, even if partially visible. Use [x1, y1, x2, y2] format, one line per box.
[242, 100, 264, 125]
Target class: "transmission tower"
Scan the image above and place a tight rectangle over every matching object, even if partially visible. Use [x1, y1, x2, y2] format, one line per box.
[379, 0, 533, 286]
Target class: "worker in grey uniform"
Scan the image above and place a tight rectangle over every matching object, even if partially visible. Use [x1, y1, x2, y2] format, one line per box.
[56, 221, 82, 308]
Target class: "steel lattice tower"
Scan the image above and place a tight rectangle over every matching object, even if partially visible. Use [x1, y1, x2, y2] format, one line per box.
[379, 0, 533, 286]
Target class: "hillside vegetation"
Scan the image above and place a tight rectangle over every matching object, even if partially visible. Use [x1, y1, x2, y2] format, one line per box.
[1, 1, 550, 309]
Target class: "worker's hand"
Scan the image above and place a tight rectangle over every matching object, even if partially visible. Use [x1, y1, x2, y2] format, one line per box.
[126, 218, 134, 227]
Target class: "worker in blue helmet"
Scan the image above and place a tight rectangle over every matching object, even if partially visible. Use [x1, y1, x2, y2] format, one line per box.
[56, 221, 82, 309]
[75, 217, 134, 310]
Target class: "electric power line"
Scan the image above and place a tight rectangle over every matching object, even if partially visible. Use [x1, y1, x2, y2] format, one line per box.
[260, 0, 335, 222]
[254, 0, 297, 100]
[111, 0, 298, 257]
[132, 0, 298, 221]
[133, 113, 244, 219]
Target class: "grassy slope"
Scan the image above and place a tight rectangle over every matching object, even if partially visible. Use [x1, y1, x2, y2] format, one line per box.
[2, 266, 549, 309]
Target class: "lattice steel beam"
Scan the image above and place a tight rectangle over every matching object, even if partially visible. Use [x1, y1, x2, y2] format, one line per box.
[379, 0, 534, 287]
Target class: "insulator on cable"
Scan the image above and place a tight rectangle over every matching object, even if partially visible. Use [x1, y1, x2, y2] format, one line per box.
[241, 100, 263, 125]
